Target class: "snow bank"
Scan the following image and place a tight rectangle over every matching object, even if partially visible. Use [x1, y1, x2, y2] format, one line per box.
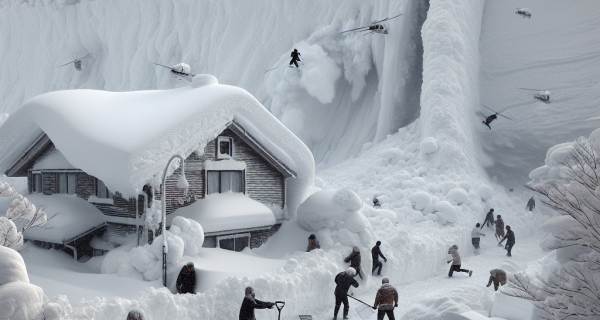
[101, 217, 204, 282]
[420, 137, 438, 154]
[400, 285, 493, 320]
[0, 246, 47, 320]
[489, 292, 533, 320]
[168, 193, 274, 233]
[297, 188, 372, 249]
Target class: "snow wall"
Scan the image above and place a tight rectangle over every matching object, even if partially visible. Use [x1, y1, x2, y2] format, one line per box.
[0, 0, 427, 169]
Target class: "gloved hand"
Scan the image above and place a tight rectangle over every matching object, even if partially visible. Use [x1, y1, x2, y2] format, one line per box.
[372, 306, 376, 310]
[447, 260, 452, 264]
[486, 283, 490, 287]
[268, 302, 275, 309]
[384, 258, 387, 263]
[394, 303, 398, 308]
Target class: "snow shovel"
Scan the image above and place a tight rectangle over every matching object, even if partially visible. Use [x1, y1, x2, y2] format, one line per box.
[275, 301, 285, 320]
[347, 294, 376, 319]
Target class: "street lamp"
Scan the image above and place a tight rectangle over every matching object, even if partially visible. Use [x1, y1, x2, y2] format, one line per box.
[161, 155, 189, 287]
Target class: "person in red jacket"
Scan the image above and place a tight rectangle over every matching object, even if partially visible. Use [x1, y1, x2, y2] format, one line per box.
[372, 278, 399, 320]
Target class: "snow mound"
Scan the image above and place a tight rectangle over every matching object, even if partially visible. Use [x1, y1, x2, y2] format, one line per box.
[400, 285, 493, 320]
[490, 292, 533, 320]
[0, 281, 46, 320]
[420, 137, 438, 154]
[476, 184, 494, 201]
[297, 188, 372, 248]
[447, 188, 469, 204]
[192, 74, 218, 88]
[101, 217, 204, 282]
[409, 191, 431, 211]
[0, 246, 29, 285]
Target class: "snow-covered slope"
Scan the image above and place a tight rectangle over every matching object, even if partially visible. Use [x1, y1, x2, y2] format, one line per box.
[0, 0, 429, 168]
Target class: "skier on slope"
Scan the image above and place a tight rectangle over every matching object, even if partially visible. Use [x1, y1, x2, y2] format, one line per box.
[344, 246, 363, 279]
[486, 269, 507, 291]
[499, 226, 516, 257]
[371, 241, 388, 276]
[239, 287, 275, 320]
[481, 209, 495, 229]
[290, 49, 302, 68]
[447, 245, 473, 277]
[307, 234, 321, 252]
[495, 215, 505, 246]
[372, 278, 399, 320]
[471, 223, 485, 255]
[526, 196, 535, 212]
[333, 267, 360, 320]
[176, 262, 196, 294]
[482, 114, 497, 129]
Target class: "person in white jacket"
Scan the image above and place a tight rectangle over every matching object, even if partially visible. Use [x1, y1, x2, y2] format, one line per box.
[471, 223, 485, 255]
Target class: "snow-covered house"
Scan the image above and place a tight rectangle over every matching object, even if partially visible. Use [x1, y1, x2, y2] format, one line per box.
[0, 75, 314, 259]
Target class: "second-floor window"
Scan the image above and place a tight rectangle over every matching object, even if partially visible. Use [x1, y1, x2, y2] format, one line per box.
[207, 171, 243, 194]
[217, 136, 233, 159]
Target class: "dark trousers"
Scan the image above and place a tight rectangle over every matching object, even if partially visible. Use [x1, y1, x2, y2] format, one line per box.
[334, 295, 349, 318]
[506, 242, 514, 256]
[471, 238, 480, 249]
[448, 264, 469, 277]
[289, 58, 299, 68]
[377, 309, 395, 320]
[372, 260, 383, 275]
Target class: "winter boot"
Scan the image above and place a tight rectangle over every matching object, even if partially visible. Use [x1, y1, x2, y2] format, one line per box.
[469, 270, 473, 277]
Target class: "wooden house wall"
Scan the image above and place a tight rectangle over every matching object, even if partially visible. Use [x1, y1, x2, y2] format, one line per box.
[156, 128, 285, 215]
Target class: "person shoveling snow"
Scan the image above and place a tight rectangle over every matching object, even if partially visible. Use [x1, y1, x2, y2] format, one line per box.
[372, 278, 398, 320]
[333, 267, 360, 320]
[239, 286, 275, 320]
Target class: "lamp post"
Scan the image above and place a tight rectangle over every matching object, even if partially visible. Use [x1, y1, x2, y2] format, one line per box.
[161, 154, 189, 287]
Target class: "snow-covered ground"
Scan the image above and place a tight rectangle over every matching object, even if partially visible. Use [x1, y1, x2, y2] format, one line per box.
[2, 0, 599, 319]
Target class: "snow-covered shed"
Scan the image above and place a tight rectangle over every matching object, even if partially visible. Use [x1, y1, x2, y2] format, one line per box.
[0, 75, 315, 257]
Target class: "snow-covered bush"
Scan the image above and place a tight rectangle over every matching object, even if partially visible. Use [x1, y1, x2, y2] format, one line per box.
[505, 134, 600, 319]
[101, 216, 204, 283]
[0, 246, 48, 320]
[0, 179, 57, 250]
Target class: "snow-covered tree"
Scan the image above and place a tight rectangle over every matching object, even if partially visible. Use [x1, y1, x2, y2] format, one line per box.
[504, 136, 600, 319]
[0, 179, 57, 250]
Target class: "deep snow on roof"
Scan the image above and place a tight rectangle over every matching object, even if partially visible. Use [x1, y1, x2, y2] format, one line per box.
[23, 194, 105, 243]
[167, 193, 275, 233]
[0, 79, 315, 216]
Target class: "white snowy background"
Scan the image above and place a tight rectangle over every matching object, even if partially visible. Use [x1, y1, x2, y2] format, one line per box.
[0, 0, 599, 319]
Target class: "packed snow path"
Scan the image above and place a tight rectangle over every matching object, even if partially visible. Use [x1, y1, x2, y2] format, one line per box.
[307, 229, 546, 320]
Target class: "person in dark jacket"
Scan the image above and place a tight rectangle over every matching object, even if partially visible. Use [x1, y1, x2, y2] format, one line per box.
[289, 49, 302, 68]
[495, 215, 505, 245]
[239, 287, 275, 320]
[372, 278, 398, 320]
[307, 234, 321, 252]
[126, 310, 143, 320]
[481, 209, 495, 229]
[526, 196, 535, 212]
[176, 262, 196, 294]
[334, 267, 360, 320]
[499, 225, 516, 257]
[371, 241, 387, 275]
[344, 246, 363, 279]
[486, 269, 507, 291]
[373, 197, 381, 208]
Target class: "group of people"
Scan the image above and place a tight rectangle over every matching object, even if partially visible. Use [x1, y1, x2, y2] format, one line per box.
[474, 209, 516, 256]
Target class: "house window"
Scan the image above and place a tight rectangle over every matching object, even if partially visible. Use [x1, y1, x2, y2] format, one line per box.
[217, 136, 233, 159]
[206, 171, 243, 194]
[217, 233, 250, 252]
[58, 173, 77, 194]
[33, 173, 42, 193]
[96, 179, 113, 199]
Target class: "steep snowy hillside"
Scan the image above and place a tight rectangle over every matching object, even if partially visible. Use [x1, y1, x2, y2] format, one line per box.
[479, 0, 600, 187]
[0, 0, 429, 168]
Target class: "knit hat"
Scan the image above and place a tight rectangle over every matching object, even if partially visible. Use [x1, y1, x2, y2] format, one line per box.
[376, 241, 381, 246]
[186, 262, 194, 268]
[245, 287, 254, 296]
[382, 278, 389, 284]
[452, 245, 458, 250]
[127, 310, 143, 320]
[346, 267, 357, 277]
[497, 215, 501, 218]
[308, 234, 316, 240]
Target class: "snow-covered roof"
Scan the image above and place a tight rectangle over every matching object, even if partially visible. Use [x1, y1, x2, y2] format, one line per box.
[166, 193, 275, 234]
[22, 194, 106, 243]
[0, 77, 315, 217]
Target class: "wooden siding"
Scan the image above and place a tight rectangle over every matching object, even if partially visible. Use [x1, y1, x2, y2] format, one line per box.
[92, 194, 137, 218]
[106, 222, 137, 246]
[250, 224, 282, 249]
[76, 173, 95, 200]
[42, 172, 56, 194]
[157, 127, 285, 215]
